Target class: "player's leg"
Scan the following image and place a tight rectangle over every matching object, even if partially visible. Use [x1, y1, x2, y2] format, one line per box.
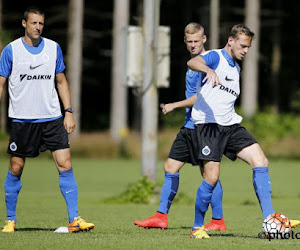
[201, 166, 226, 230]
[52, 148, 94, 233]
[134, 128, 191, 229]
[190, 161, 219, 238]
[237, 143, 274, 219]
[2, 156, 25, 233]
[52, 148, 78, 221]
[134, 158, 184, 229]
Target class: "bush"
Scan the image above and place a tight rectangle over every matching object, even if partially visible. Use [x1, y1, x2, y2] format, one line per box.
[104, 176, 155, 204]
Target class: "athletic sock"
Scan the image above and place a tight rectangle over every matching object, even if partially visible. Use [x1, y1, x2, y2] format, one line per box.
[59, 169, 78, 222]
[4, 170, 22, 223]
[252, 167, 274, 219]
[157, 173, 179, 214]
[193, 179, 215, 229]
[211, 179, 223, 219]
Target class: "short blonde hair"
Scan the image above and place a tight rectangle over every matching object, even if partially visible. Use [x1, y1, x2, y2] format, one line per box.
[184, 22, 205, 35]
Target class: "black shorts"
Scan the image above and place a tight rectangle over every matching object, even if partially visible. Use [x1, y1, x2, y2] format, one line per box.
[168, 127, 200, 166]
[7, 117, 70, 157]
[193, 123, 257, 162]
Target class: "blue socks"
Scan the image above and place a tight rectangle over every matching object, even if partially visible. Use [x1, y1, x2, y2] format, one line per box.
[59, 169, 78, 222]
[253, 167, 274, 219]
[193, 179, 215, 228]
[4, 170, 22, 223]
[211, 179, 223, 219]
[158, 173, 179, 214]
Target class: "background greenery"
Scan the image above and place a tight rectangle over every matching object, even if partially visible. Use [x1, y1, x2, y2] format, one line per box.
[0, 157, 299, 249]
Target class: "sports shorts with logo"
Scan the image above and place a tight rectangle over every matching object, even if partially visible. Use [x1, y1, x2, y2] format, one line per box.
[7, 117, 70, 157]
[193, 123, 257, 162]
[168, 126, 200, 166]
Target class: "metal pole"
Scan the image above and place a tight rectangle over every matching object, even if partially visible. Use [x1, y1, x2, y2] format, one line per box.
[141, 0, 160, 181]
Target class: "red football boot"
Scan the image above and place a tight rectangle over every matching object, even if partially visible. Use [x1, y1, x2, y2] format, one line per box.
[204, 218, 226, 231]
[134, 212, 168, 229]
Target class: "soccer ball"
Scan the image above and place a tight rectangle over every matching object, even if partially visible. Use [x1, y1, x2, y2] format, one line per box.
[262, 213, 291, 239]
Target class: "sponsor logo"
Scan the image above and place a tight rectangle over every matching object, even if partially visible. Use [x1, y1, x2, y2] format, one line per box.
[202, 146, 211, 156]
[219, 85, 239, 97]
[29, 64, 44, 70]
[20, 74, 52, 82]
[9, 142, 17, 151]
[66, 190, 75, 194]
[225, 76, 234, 81]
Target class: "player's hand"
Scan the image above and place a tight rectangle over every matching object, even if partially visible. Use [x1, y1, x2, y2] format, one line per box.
[64, 113, 76, 134]
[203, 69, 222, 87]
[160, 103, 175, 115]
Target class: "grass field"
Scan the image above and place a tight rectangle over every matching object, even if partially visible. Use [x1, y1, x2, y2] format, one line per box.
[0, 155, 299, 249]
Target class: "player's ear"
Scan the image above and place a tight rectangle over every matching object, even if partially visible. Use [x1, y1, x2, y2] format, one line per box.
[203, 35, 207, 43]
[22, 20, 26, 28]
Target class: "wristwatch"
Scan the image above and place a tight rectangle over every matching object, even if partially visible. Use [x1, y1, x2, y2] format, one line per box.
[64, 107, 73, 113]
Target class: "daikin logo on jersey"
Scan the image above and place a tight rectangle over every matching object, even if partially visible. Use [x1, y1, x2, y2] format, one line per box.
[20, 74, 52, 82]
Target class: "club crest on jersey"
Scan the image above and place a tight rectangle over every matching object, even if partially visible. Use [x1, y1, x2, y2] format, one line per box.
[10, 142, 17, 151]
[202, 146, 211, 156]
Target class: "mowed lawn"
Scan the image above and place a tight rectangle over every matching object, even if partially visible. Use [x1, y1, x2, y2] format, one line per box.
[0, 155, 299, 249]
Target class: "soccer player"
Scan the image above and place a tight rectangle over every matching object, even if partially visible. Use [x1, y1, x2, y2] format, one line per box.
[134, 22, 226, 231]
[0, 6, 94, 233]
[182, 24, 274, 239]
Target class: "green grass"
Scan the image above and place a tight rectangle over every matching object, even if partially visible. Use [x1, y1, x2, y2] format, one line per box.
[0, 155, 299, 249]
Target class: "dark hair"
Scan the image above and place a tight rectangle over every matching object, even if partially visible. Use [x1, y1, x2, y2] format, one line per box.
[228, 24, 255, 40]
[23, 6, 45, 21]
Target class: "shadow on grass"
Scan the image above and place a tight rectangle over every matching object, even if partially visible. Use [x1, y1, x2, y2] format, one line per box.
[17, 228, 56, 232]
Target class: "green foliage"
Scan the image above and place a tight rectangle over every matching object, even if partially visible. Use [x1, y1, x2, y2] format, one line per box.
[291, 89, 300, 113]
[104, 176, 155, 204]
[241, 112, 300, 146]
[160, 109, 185, 128]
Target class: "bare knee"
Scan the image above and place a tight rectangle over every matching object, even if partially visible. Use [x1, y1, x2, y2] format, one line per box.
[204, 175, 219, 186]
[9, 156, 25, 175]
[164, 158, 184, 174]
[57, 158, 72, 171]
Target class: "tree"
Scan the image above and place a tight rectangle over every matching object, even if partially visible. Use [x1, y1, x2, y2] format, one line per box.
[241, 0, 260, 118]
[209, 0, 220, 50]
[110, 0, 129, 141]
[66, 0, 84, 136]
[0, 0, 6, 133]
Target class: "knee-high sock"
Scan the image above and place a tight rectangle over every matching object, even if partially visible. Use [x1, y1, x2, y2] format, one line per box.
[253, 167, 274, 219]
[193, 179, 215, 228]
[59, 169, 78, 222]
[211, 179, 223, 219]
[158, 173, 179, 214]
[4, 170, 22, 223]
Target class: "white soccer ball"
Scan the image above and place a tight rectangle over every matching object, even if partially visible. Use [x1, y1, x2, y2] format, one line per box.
[262, 213, 291, 239]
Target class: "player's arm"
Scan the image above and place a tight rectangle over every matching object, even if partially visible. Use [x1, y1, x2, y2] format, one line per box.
[187, 55, 221, 87]
[56, 72, 75, 134]
[161, 94, 197, 115]
[0, 76, 7, 100]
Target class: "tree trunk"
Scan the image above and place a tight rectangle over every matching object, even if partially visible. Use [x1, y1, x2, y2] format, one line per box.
[110, 0, 129, 140]
[241, 0, 260, 118]
[0, 0, 6, 133]
[67, 0, 84, 136]
[141, 0, 160, 182]
[209, 0, 220, 50]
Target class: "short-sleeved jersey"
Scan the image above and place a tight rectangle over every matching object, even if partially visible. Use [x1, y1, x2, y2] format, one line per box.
[192, 49, 242, 126]
[0, 37, 66, 119]
[184, 68, 200, 129]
